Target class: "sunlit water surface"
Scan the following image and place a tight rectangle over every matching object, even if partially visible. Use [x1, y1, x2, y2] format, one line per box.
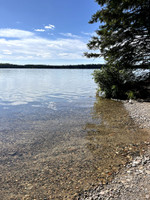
[0, 69, 149, 200]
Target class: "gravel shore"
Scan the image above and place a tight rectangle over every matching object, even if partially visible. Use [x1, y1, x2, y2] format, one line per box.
[124, 100, 150, 130]
[77, 101, 150, 200]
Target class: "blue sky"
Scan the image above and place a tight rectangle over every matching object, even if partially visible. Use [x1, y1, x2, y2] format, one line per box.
[0, 0, 104, 65]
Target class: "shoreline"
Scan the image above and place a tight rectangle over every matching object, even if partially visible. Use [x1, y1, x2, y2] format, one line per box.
[123, 100, 150, 130]
[0, 63, 103, 69]
[77, 100, 150, 200]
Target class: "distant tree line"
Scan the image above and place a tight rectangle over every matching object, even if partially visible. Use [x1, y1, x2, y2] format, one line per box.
[0, 63, 102, 69]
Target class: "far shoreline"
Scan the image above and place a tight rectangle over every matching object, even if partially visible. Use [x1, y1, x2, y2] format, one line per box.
[0, 63, 103, 69]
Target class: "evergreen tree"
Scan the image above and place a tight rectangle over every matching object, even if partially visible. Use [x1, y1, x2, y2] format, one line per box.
[85, 0, 150, 69]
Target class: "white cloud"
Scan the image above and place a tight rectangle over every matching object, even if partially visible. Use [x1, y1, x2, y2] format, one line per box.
[34, 29, 45, 32]
[2, 50, 12, 55]
[0, 28, 34, 38]
[60, 32, 80, 39]
[81, 31, 96, 37]
[0, 28, 105, 64]
[34, 24, 55, 33]
[44, 24, 55, 30]
[0, 28, 90, 63]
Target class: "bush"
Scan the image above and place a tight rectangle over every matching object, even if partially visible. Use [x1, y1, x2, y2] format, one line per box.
[93, 65, 137, 99]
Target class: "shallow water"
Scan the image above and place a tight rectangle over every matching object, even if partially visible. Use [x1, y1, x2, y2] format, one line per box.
[0, 69, 149, 199]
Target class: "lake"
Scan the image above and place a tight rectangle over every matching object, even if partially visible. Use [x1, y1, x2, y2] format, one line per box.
[0, 69, 149, 199]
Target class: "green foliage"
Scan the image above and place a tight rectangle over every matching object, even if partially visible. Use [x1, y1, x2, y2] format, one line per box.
[93, 65, 137, 99]
[93, 65, 150, 99]
[85, 0, 150, 69]
[126, 91, 135, 100]
[86, 0, 150, 99]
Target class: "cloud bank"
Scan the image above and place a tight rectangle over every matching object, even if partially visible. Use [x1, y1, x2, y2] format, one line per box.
[0, 29, 34, 38]
[0, 28, 92, 64]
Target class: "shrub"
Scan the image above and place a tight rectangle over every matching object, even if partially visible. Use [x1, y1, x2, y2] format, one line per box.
[93, 65, 136, 99]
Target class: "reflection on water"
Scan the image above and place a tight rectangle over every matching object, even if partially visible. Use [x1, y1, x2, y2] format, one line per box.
[0, 69, 149, 200]
[0, 69, 96, 106]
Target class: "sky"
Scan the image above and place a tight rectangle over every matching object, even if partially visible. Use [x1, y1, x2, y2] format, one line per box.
[0, 0, 104, 65]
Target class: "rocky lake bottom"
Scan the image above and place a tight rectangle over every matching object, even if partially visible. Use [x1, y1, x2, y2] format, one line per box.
[0, 98, 150, 200]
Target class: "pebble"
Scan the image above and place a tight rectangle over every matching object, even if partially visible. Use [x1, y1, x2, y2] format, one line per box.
[146, 194, 150, 199]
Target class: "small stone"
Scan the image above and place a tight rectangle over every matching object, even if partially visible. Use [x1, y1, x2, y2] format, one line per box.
[145, 194, 150, 199]
[132, 159, 141, 167]
[126, 178, 132, 182]
[145, 170, 150, 175]
[99, 191, 105, 195]
[138, 170, 143, 173]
